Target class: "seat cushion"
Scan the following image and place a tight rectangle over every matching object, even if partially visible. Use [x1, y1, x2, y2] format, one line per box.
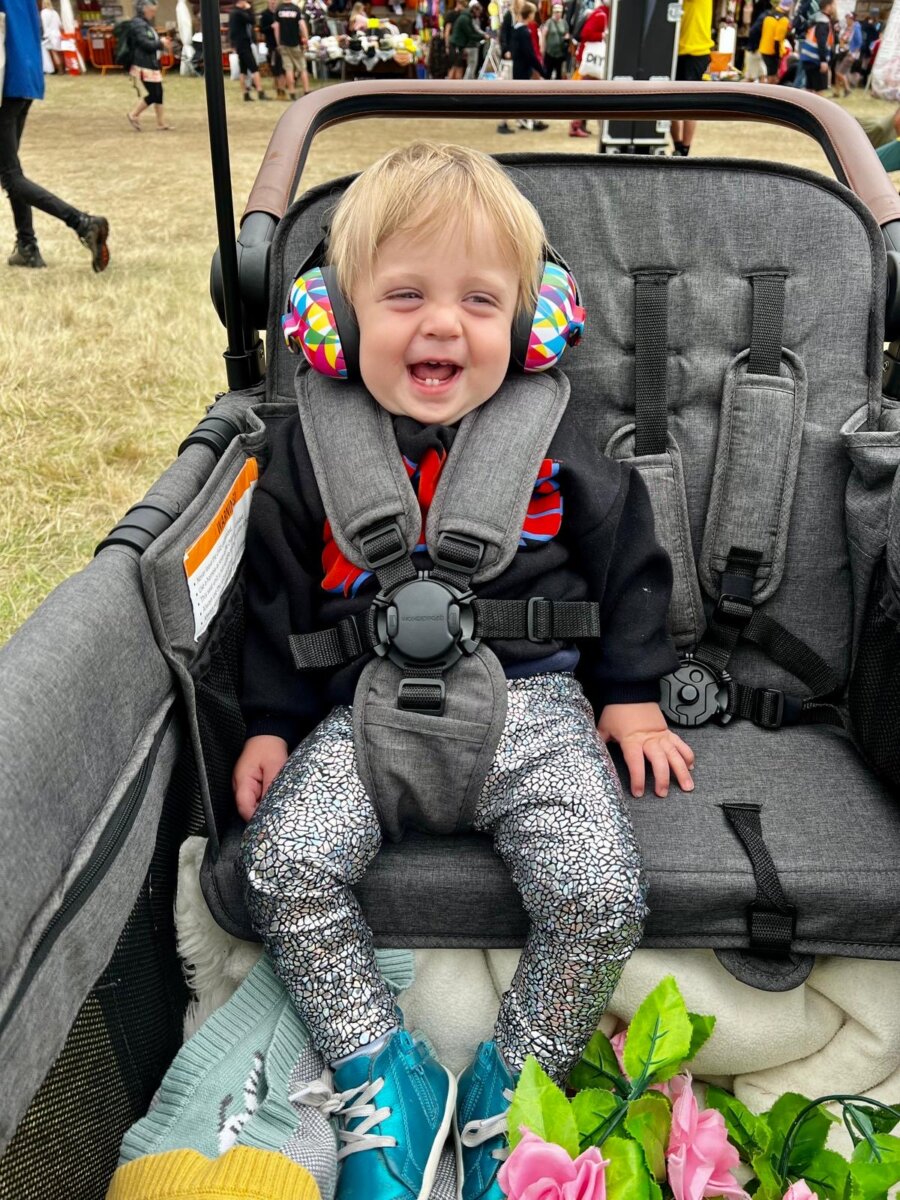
[362, 724, 900, 961]
[203, 723, 900, 973]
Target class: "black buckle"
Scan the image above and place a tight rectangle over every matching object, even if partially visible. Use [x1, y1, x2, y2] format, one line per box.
[432, 533, 485, 574]
[659, 656, 731, 727]
[359, 522, 407, 571]
[754, 688, 785, 730]
[526, 597, 553, 642]
[398, 677, 446, 714]
[715, 593, 754, 629]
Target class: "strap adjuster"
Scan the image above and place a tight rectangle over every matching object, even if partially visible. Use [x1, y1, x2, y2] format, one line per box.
[397, 677, 446, 714]
[432, 533, 485, 574]
[526, 597, 553, 641]
[359, 522, 407, 571]
[754, 687, 785, 730]
[715, 593, 755, 628]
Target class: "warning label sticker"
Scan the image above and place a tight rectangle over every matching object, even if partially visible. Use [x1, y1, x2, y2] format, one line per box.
[184, 457, 259, 640]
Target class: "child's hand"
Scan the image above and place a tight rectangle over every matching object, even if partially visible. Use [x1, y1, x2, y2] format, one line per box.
[233, 735, 289, 821]
[597, 702, 694, 799]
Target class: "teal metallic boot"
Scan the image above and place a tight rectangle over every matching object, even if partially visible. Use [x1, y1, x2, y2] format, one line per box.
[298, 1029, 455, 1200]
[455, 1041, 518, 1200]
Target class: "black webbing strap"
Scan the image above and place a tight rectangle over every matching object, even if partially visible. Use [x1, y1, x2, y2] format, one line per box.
[358, 522, 418, 593]
[430, 532, 483, 592]
[397, 667, 445, 713]
[474, 598, 601, 642]
[721, 802, 796, 953]
[633, 271, 673, 458]
[289, 611, 377, 671]
[693, 548, 761, 675]
[748, 273, 786, 377]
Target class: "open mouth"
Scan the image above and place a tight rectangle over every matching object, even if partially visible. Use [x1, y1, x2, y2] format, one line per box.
[407, 361, 462, 389]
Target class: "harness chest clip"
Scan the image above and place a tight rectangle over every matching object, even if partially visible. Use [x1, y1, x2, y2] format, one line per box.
[659, 655, 733, 728]
[372, 572, 480, 673]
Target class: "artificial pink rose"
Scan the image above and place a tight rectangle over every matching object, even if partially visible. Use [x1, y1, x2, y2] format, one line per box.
[666, 1074, 751, 1200]
[782, 1183, 817, 1200]
[498, 1130, 608, 1200]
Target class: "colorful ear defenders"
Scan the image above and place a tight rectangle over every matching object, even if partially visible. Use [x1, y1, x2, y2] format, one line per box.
[282, 246, 585, 381]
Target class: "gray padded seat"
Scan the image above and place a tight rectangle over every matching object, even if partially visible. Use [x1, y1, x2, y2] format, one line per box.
[195, 151, 900, 984]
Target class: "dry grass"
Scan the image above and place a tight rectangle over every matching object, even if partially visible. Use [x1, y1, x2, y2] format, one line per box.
[0, 73, 895, 642]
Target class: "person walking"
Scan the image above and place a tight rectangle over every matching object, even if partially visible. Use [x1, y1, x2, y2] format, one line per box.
[512, 2, 549, 131]
[259, 0, 287, 97]
[759, 0, 791, 83]
[0, 0, 109, 269]
[40, 0, 64, 75]
[799, 0, 834, 93]
[670, 0, 713, 155]
[274, 0, 310, 99]
[569, 0, 607, 138]
[127, 0, 174, 129]
[229, 0, 269, 101]
[449, 0, 489, 80]
[541, 2, 569, 79]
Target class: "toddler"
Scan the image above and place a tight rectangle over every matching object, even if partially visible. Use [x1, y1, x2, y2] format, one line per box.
[236, 142, 693, 1200]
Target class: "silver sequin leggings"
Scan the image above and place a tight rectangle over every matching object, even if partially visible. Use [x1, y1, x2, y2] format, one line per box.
[241, 672, 647, 1083]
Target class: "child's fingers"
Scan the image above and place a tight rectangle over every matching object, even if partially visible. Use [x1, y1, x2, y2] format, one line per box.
[235, 777, 262, 822]
[621, 743, 646, 798]
[643, 740, 671, 798]
[669, 733, 695, 768]
[669, 745, 695, 792]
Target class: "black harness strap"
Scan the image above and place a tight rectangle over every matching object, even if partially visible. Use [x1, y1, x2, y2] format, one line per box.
[633, 271, 674, 458]
[721, 802, 796, 954]
[748, 273, 787, 378]
[474, 597, 601, 641]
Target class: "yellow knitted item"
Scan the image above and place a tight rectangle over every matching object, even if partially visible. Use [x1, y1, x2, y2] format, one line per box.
[105, 1146, 321, 1199]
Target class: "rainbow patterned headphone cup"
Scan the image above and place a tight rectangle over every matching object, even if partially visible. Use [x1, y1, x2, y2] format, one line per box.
[282, 250, 585, 381]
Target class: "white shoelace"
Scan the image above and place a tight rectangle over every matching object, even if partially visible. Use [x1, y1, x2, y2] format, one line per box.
[291, 1071, 397, 1160]
[459, 1088, 514, 1162]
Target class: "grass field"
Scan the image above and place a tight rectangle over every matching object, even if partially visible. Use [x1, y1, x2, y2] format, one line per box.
[0, 72, 895, 643]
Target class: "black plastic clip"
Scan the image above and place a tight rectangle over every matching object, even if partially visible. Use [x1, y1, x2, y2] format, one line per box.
[526, 597, 553, 642]
[359, 522, 407, 571]
[397, 677, 446, 715]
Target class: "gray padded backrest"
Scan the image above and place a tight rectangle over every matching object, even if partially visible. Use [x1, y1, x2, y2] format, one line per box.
[267, 153, 885, 695]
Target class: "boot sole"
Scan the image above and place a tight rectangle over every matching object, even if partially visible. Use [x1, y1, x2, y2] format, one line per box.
[417, 1067, 457, 1200]
[84, 218, 110, 273]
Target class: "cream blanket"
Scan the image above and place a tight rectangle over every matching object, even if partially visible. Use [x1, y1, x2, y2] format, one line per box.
[177, 838, 900, 1151]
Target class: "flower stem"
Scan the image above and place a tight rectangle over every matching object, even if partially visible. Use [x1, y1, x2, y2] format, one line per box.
[777, 1095, 900, 1179]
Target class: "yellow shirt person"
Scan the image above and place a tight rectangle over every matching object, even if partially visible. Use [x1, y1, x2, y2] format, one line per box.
[759, 13, 789, 56]
[678, 0, 714, 59]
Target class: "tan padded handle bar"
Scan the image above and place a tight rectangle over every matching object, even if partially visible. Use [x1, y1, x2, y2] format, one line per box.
[243, 79, 900, 230]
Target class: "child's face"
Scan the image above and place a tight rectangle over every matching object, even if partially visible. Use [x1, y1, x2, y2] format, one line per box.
[352, 215, 520, 426]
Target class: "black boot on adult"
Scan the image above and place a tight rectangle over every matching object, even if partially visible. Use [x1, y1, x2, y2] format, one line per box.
[8, 239, 46, 269]
[76, 215, 110, 273]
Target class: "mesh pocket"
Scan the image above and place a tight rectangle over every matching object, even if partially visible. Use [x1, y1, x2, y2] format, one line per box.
[849, 558, 900, 791]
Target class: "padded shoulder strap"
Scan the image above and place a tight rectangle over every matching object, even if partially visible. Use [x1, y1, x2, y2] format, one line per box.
[426, 368, 570, 584]
[297, 369, 422, 571]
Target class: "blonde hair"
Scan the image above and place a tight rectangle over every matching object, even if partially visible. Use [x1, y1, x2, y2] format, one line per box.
[327, 142, 547, 316]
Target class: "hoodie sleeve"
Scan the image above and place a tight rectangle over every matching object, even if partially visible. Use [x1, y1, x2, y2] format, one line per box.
[556, 428, 679, 712]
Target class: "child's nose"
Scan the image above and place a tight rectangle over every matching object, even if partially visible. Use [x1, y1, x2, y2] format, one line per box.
[420, 304, 462, 338]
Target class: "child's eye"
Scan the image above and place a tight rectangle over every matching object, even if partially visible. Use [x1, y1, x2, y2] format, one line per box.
[467, 294, 498, 307]
[386, 290, 421, 302]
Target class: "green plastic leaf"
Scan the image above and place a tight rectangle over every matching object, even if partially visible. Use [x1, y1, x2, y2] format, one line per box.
[705, 1086, 772, 1160]
[623, 1093, 671, 1182]
[572, 1088, 621, 1148]
[686, 1012, 716, 1061]
[851, 1133, 900, 1165]
[568, 1028, 624, 1094]
[799, 1148, 851, 1200]
[622, 976, 695, 1087]
[604, 1136, 656, 1200]
[765, 1093, 837, 1174]
[507, 1056, 580, 1158]
[851, 1106, 900, 1138]
[848, 1157, 900, 1199]
[751, 1151, 788, 1199]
